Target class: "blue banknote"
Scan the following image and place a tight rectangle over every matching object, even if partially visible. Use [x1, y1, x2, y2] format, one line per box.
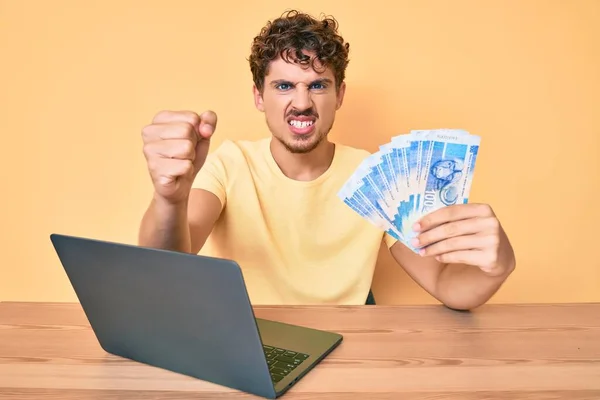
[341, 192, 403, 241]
[458, 142, 480, 204]
[360, 153, 397, 220]
[418, 130, 480, 215]
[377, 132, 416, 249]
[351, 155, 395, 222]
[337, 162, 403, 240]
[387, 134, 417, 243]
[403, 130, 480, 248]
[377, 144, 399, 199]
[337, 128, 481, 254]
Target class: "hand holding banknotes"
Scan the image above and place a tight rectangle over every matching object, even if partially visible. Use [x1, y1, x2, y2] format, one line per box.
[338, 128, 483, 248]
[338, 128, 515, 291]
[412, 203, 515, 277]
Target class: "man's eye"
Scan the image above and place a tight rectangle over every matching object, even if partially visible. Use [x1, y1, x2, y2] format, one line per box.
[310, 83, 326, 90]
[276, 83, 292, 90]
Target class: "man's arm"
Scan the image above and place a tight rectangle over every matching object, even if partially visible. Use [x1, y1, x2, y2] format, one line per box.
[138, 109, 221, 254]
[389, 203, 516, 311]
[138, 189, 222, 254]
[390, 242, 514, 310]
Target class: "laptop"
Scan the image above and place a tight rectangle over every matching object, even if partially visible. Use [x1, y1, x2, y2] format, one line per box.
[50, 233, 343, 399]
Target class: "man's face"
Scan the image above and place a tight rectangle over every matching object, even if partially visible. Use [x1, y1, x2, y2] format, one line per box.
[253, 52, 346, 154]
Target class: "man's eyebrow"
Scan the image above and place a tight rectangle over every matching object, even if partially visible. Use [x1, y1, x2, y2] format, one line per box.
[310, 78, 333, 85]
[269, 78, 333, 86]
[269, 79, 293, 86]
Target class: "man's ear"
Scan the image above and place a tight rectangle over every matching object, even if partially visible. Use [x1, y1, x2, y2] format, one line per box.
[335, 81, 346, 110]
[253, 85, 265, 112]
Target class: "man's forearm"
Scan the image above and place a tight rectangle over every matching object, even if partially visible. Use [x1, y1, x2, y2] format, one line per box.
[138, 194, 192, 253]
[436, 262, 515, 311]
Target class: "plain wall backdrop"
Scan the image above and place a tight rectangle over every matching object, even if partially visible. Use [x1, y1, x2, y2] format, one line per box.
[1, 0, 599, 303]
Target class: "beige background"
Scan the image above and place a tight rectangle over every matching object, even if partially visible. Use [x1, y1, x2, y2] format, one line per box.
[1, 0, 599, 304]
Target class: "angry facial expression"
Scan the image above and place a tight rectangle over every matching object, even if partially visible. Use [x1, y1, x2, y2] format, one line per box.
[253, 52, 346, 154]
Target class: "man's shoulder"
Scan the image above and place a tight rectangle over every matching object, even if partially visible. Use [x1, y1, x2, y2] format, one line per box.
[335, 142, 371, 157]
[193, 137, 268, 190]
[333, 142, 372, 168]
[207, 137, 269, 162]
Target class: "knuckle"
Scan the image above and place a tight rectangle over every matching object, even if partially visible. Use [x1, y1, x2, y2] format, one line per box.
[487, 217, 500, 231]
[429, 240, 446, 255]
[183, 121, 197, 135]
[152, 110, 201, 126]
[152, 109, 172, 123]
[437, 240, 449, 253]
[182, 140, 195, 158]
[477, 203, 493, 215]
[182, 110, 201, 126]
[487, 234, 500, 248]
[142, 141, 158, 159]
[141, 124, 155, 141]
[146, 158, 158, 173]
[486, 253, 498, 267]
[171, 122, 194, 138]
[444, 222, 457, 237]
[182, 159, 194, 174]
[418, 232, 431, 245]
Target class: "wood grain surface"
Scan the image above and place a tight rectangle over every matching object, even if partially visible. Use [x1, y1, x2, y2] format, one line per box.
[1, 302, 599, 399]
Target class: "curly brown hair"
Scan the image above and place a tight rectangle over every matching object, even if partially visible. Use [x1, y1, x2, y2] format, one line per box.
[249, 10, 350, 93]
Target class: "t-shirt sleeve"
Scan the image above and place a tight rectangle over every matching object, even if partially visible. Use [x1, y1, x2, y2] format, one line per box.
[383, 232, 398, 248]
[191, 141, 230, 209]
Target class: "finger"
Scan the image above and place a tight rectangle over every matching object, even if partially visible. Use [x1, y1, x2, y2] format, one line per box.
[152, 110, 201, 127]
[433, 250, 486, 267]
[142, 122, 199, 145]
[144, 139, 196, 161]
[418, 233, 495, 257]
[414, 217, 498, 248]
[151, 158, 195, 185]
[198, 110, 218, 139]
[414, 203, 495, 233]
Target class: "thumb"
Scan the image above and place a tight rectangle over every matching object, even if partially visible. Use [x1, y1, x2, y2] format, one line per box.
[192, 110, 217, 173]
[193, 138, 211, 173]
[197, 110, 217, 140]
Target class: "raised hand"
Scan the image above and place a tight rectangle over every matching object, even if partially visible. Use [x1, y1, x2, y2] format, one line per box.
[411, 203, 516, 277]
[142, 110, 217, 204]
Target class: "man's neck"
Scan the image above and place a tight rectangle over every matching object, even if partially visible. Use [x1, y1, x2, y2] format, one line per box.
[269, 138, 335, 182]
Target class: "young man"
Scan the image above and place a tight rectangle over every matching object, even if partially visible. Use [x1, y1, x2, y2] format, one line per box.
[138, 10, 516, 308]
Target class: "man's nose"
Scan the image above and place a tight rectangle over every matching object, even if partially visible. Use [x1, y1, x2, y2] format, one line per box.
[291, 85, 312, 111]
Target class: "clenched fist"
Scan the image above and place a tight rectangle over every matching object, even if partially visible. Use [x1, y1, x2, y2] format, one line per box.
[142, 110, 217, 204]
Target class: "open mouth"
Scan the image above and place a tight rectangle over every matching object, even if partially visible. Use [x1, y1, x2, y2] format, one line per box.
[286, 112, 318, 135]
[288, 119, 315, 129]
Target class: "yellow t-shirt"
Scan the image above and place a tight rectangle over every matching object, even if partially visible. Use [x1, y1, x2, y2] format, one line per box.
[192, 137, 397, 305]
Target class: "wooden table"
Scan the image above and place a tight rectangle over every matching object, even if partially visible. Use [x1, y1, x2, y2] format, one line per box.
[1, 302, 599, 399]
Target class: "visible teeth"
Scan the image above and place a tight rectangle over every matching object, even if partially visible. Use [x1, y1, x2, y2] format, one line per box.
[289, 120, 313, 128]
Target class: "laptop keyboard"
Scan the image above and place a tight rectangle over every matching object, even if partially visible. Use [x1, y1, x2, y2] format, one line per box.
[263, 345, 309, 383]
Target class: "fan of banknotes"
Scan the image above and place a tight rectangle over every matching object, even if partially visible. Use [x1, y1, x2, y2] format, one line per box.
[337, 129, 480, 253]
